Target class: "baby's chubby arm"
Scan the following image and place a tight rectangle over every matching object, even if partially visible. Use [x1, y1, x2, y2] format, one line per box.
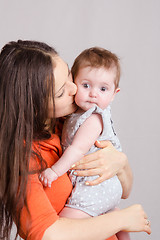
[52, 113, 103, 177]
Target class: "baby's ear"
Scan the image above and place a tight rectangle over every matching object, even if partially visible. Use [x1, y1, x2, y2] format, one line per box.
[111, 88, 120, 102]
[115, 88, 120, 94]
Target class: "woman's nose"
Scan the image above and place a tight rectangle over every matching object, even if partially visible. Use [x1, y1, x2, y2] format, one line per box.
[69, 81, 77, 96]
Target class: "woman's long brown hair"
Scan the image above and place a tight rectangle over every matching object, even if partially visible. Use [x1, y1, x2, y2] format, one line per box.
[0, 40, 57, 239]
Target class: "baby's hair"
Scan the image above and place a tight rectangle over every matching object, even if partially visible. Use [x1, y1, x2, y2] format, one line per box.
[71, 47, 120, 89]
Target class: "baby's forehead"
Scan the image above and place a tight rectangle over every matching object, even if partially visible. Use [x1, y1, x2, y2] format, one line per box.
[80, 65, 117, 77]
[79, 63, 117, 72]
[76, 66, 116, 85]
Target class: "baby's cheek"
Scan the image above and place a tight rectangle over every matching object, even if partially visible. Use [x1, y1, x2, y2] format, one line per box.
[74, 93, 80, 106]
[75, 90, 83, 103]
[99, 98, 110, 109]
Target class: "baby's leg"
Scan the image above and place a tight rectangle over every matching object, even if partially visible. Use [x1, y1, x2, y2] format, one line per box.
[59, 206, 90, 218]
[60, 207, 118, 240]
[116, 231, 130, 240]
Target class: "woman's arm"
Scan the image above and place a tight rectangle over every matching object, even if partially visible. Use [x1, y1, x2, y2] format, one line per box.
[42, 204, 151, 240]
[71, 140, 133, 199]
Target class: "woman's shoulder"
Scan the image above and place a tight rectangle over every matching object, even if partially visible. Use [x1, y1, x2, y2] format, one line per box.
[30, 134, 62, 170]
[36, 134, 61, 151]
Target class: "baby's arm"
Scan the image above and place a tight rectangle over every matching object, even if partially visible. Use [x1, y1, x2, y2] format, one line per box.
[40, 113, 103, 187]
[53, 113, 103, 176]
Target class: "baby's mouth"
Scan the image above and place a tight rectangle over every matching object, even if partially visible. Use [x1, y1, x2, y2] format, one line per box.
[87, 101, 97, 104]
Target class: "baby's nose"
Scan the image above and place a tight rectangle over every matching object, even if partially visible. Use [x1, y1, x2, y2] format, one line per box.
[89, 88, 97, 97]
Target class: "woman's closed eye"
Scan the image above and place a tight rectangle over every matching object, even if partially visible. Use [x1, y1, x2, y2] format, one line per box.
[56, 89, 65, 98]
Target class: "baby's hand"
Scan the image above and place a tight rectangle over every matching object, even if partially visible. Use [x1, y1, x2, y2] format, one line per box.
[39, 168, 58, 188]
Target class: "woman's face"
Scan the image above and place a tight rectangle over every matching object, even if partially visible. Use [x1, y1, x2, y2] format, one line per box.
[48, 56, 77, 118]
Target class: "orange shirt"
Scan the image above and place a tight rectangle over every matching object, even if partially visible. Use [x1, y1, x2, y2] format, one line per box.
[18, 134, 117, 240]
[107, 236, 118, 240]
[19, 134, 72, 239]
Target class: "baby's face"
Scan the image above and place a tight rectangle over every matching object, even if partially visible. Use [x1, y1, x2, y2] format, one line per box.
[74, 66, 118, 111]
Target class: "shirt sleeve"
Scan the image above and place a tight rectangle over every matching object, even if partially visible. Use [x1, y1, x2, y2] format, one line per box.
[19, 173, 59, 240]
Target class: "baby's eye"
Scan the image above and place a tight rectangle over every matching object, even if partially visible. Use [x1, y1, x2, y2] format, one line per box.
[100, 87, 107, 92]
[83, 83, 90, 88]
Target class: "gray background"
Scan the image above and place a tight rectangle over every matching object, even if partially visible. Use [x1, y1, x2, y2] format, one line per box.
[1, 0, 159, 239]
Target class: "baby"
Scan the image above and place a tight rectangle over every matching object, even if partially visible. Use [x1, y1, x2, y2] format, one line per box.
[40, 47, 130, 240]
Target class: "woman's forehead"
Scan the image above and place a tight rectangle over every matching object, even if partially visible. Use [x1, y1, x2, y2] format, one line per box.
[54, 56, 69, 93]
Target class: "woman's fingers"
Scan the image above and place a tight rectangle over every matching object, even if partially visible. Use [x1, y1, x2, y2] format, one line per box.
[85, 176, 106, 186]
[143, 211, 148, 220]
[71, 140, 128, 188]
[145, 226, 151, 235]
[143, 216, 151, 234]
[72, 152, 99, 169]
[73, 167, 103, 177]
[72, 168, 107, 186]
[72, 167, 114, 186]
[72, 158, 105, 170]
[122, 204, 151, 234]
[95, 140, 112, 148]
[71, 140, 111, 168]
[144, 214, 151, 234]
[144, 220, 151, 234]
[71, 140, 120, 185]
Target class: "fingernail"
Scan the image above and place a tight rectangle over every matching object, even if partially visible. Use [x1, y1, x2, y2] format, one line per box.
[96, 140, 100, 144]
[71, 164, 75, 168]
[73, 171, 77, 175]
[85, 182, 90, 185]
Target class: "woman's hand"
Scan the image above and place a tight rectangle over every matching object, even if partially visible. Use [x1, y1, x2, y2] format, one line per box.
[71, 140, 133, 198]
[71, 140, 126, 184]
[119, 204, 151, 234]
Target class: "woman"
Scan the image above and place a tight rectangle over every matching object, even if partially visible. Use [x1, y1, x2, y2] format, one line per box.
[0, 40, 151, 240]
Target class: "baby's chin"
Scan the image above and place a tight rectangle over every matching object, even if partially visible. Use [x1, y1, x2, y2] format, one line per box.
[80, 103, 98, 111]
